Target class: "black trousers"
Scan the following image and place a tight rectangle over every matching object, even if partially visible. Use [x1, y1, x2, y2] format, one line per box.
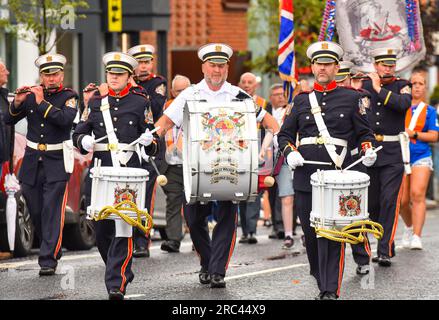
[184, 201, 237, 276]
[21, 161, 68, 269]
[239, 191, 262, 236]
[85, 174, 134, 294]
[296, 190, 369, 295]
[161, 165, 185, 242]
[268, 184, 284, 233]
[367, 163, 404, 258]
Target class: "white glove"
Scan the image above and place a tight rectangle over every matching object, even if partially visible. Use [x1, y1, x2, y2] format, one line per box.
[81, 135, 95, 152]
[362, 148, 377, 167]
[286, 151, 305, 169]
[138, 129, 154, 147]
[140, 146, 150, 162]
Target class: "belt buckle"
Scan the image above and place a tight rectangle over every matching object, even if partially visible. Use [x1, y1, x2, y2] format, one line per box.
[108, 143, 118, 151]
[316, 136, 325, 144]
[374, 134, 384, 142]
[37, 143, 47, 151]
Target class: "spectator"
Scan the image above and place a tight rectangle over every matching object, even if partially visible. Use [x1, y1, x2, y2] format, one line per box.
[400, 70, 439, 250]
[270, 83, 296, 249]
[237, 72, 273, 245]
[160, 74, 191, 253]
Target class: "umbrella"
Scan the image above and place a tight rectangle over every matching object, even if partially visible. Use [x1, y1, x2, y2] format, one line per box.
[4, 174, 20, 252]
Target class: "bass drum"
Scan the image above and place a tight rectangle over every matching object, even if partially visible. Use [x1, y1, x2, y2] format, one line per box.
[183, 99, 259, 204]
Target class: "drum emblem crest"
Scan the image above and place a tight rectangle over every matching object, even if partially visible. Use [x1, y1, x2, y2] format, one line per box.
[201, 109, 247, 152]
[339, 191, 361, 217]
[114, 184, 138, 206]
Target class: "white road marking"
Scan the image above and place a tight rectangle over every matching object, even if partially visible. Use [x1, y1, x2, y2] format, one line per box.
[225, 263, 308, 281]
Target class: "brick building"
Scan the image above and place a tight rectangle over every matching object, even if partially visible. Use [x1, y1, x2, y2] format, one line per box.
[141, 0, 251, 87]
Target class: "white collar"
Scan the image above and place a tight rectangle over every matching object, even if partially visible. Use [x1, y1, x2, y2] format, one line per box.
[197, 79, 235, 96]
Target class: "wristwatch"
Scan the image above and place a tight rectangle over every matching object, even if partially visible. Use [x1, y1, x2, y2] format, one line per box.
[413, 131, 418, 140]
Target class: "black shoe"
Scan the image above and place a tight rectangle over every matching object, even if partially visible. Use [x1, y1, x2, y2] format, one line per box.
[378, 256, 391, 267]
[314, 292, 325, 300]
[371, 256, 379, 263]
[248, 233, 258, 244]
[133, 246, 150, 258]
[161, 240, 180, 253]
[268, 230, 278, 239]
[210, 273, 226, 288]
[39, 266, 56, 276]
[301, 235, 306, 248]
[199, 267, 211, 284]
[108, 289, 124, 300]
[277, 231, 285, 240]
[321, 292, 338, 300]
[239, 235, 249, 244]
[356, 264, 370, 275]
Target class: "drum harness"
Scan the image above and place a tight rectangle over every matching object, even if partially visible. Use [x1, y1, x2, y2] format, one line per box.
[307, 92, 384, 244]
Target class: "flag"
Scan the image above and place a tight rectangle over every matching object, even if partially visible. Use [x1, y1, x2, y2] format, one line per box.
[278, 0, 297, 103]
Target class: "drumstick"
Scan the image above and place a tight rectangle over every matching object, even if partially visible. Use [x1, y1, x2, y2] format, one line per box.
[94, 135, 108, 143]
[303, 160, 332, 166]
[117, 126, 160, 152]
[148, 156, 168, 186]
[342, 145, 383, 172]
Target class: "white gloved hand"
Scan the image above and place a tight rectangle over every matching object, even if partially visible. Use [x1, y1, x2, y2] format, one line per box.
[286, 151, 305, 169]
[138, 129, 154, 147]
[362, 148, 377, 167]
[140, 146, 150, 162]
[81, 135, 95, 152]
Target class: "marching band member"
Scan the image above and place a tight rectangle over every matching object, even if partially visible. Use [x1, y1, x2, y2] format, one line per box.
[4, 54, 78, 276]
[155, 43, 279, 288]
[127, 44, 167, 258]
[352, 48, 412, 267]
[72, 52, 160, 300]
[278, 41, 377, 299]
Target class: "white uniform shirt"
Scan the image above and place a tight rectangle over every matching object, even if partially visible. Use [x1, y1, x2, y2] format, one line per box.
[164, 79, 267, 128]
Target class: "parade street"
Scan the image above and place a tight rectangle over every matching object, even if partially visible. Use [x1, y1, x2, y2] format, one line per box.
[1, 209, 438, 301]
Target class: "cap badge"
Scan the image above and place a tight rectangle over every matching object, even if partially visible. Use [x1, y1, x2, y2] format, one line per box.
[387, 49, 393, 54]
[215, 45, 222, 52]
[322, 43, 329, 50]
[114, 53, 121, 60]
[46, 56, 52, 62]
[141, 47, 146, 52]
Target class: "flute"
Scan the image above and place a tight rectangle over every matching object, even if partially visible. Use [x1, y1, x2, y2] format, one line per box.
[133, 73, 149, 81]
[83, 84, 98, 93]
[350, 75, 395, 80]
[14, 85, 59, 94]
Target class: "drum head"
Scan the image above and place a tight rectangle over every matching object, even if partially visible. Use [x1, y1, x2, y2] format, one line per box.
[182, 102, 196, 204]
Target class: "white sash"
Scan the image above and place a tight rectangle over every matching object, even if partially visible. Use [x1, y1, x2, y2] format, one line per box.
[309, 92, 347, 168]
[408, 102, 426, 131]
[100, 97, 120, 167]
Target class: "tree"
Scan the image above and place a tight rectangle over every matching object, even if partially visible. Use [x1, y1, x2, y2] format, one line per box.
[247, 0, 325, 77]
[0, 0, 88, 55]
[419, 0, 439, 65]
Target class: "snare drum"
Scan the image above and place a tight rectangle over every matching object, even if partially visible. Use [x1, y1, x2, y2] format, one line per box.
[87, 166, 149, 220]
[310, 170, 370, 229]
[183, 99, 259, 204]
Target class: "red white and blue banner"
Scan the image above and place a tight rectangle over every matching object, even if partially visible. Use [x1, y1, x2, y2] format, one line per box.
[278, 0, 297, 102]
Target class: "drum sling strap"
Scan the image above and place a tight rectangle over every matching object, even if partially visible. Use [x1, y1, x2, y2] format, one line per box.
[100, 97, 120, 167]
[309, 91, 347, 168]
